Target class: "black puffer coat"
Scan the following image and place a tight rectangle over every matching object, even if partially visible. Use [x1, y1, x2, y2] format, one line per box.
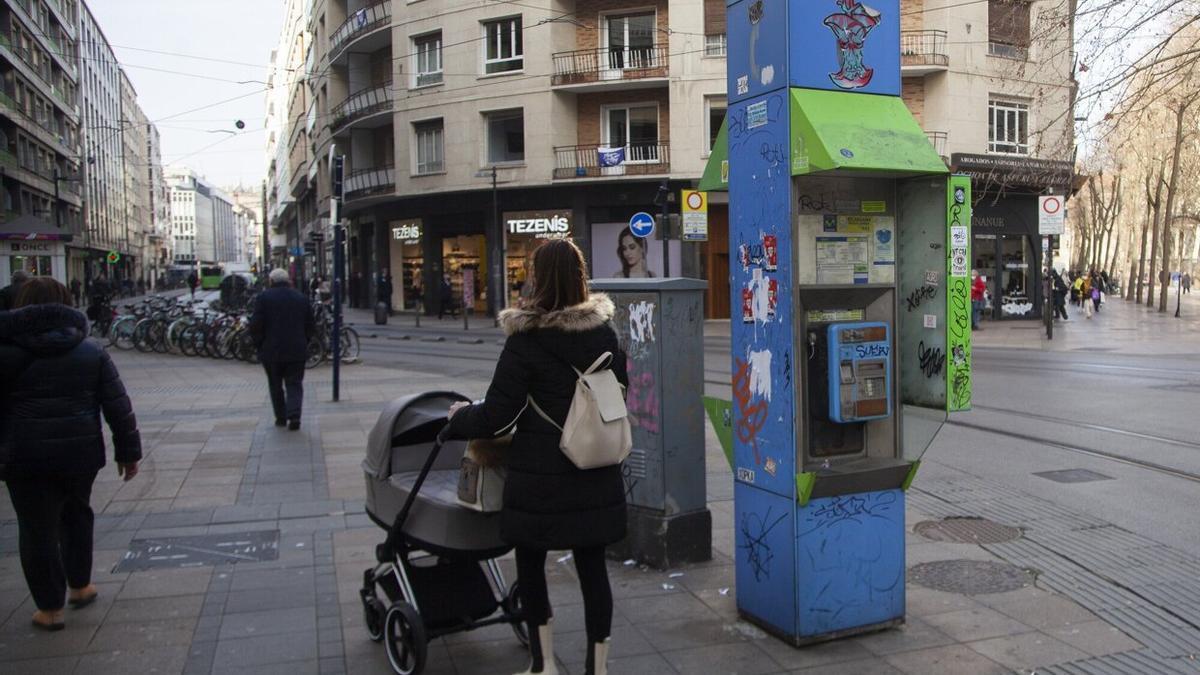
[0, 304, 141, 479]
[448, 294, 628, 550]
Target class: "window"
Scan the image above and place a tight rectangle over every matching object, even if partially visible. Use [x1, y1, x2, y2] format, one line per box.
[603, 104, 659, 162]
[413, 32, 442, 87]
[413, 119, 444, 174]
[706, 96, 726, 153]
[483, 17, 523, 74]
[485, 109, 524, 164]
[704, 33, 727, 57]
[988, 0, 1030, 60]
[605, 12, 657, 69]
[988, 98, 1029, 155]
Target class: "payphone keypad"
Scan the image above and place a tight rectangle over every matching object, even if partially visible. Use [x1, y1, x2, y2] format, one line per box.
[827, 322, 892, 423]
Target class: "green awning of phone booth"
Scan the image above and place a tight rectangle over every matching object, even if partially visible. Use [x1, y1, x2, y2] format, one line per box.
[698, 88, 948, 192]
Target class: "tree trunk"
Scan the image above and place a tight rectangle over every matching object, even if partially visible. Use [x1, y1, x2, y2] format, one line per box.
[1134, 176, 1153, 302]
[1147, 167, 1165, 306]
[1159, 100, 1190, 313]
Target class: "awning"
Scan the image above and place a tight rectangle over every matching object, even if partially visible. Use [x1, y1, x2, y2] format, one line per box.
[699, 88, 947, 192]
[0, 214, 74, 241]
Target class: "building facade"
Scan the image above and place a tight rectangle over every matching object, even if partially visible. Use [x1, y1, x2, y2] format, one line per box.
[0, 0, 84, 285]
[145, 122, 171, 287]
[167, 167, 237, 266]
[273, 0, 1075, 319]
[228, 185, 264, 267]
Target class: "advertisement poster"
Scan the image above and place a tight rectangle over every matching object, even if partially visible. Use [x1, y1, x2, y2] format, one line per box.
[591, 222, 682, 279]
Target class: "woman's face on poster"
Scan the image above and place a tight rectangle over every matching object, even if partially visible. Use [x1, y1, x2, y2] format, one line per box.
[620, 234, 644, 267]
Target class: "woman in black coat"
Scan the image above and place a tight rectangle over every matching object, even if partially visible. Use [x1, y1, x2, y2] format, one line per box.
[0, 278, 141, 631]
[447, 239, 627, 675]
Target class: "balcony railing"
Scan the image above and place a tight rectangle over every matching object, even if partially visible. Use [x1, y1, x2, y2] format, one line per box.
[330, 1, 391, 58]
[900, 30, 949, 69]
[553, 143, 670, 179]
[925, 131, 948, 158]
[552, 45, 669, 87]
[331, 82, 393, 130]
[345, 165, 395, 200]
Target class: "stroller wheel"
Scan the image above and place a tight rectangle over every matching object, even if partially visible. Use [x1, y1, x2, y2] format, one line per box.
[363, 595, 387, 642]
[504, 582, 529, 647]
[384, 602, 427, 675]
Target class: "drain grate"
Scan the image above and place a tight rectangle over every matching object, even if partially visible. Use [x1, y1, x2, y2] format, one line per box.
[914, 517, 1022, 544]
[1033, 469, 1115, 484]
[115, 530, 279, 572]
[910, 560, 1033, 595]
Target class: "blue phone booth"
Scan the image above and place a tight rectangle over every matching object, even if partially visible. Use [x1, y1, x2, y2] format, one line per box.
[704, 0, 974, 646]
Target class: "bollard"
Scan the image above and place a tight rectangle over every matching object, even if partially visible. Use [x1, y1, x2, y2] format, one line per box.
[590, 278, 711, 569]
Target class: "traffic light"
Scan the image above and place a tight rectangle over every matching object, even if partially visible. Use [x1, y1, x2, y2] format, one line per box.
[303, 242, 317, 256]
[331, 155, 344, 202]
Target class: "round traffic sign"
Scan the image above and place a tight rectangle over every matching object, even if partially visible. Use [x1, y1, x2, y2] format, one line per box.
[1041, 196, 1062, 214]
[629, 211, 655, 238]
[686, 191, 704, 210]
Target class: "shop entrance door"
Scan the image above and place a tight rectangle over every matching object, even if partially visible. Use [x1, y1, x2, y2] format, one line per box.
[973, 234, 998, 320]
[999, 234, 1036, 318]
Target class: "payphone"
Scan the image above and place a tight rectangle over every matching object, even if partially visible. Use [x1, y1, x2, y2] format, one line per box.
[826, 322, 891, 423]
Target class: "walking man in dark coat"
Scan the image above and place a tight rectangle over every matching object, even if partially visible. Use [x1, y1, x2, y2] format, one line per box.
[0, 270, 29, 310]
[250, 269, 317, 430]
[187, 271, 199, 299]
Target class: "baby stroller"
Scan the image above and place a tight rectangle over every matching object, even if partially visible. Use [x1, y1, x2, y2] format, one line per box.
[360, 391, 527, 674]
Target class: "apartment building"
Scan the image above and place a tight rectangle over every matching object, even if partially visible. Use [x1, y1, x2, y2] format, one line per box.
[275, 0, 1075, 319]
[146, 122, 171, 286]
[0, 0, 83, 284]
[167, 167, 238, 265]
[265, 0, 312, 278]
[228, 185, 264, 266]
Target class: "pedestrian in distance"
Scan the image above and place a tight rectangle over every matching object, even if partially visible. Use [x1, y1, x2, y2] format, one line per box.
[375, 271, 393, 314]
[447, 238, 629, 675]
[69, 278, 82, 306]
[1090, 272, 1103, 313]
[970, 270, 986, 330]
[438, 274, 454, 319]
[187, 271, 199, 299]
[0, 277, 141, 632]
[250, 268, 317, 431]
[1052, 268, 1069, 321]
[0, 269, 29, 310]
[1184, 273, 1191, 294]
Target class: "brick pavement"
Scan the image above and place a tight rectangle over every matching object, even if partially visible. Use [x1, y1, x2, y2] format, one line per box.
[1, 346, 1198, 674]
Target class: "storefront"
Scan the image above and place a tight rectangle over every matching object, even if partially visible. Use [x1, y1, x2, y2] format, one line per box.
[503, 209, 572, 306]
[951, 153, 1074, 321]
[0, 215, 71, 285]
[388, 219, 423, 310]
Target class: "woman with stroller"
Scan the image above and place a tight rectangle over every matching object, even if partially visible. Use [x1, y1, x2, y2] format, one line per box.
[446, 239, 627, 675]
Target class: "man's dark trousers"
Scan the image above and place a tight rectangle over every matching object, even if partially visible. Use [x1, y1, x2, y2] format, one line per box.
[263, 361, 305, 422]
[5, 472, 97, 610]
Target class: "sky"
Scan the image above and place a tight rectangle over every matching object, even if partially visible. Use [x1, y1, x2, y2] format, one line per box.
[88, 0, 284, 191]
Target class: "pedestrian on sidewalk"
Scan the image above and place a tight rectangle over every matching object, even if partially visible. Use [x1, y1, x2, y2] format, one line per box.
[0, 278, 141, 632]
[1051, 268, 1069, 320]
[1184, 273, 1191, 294]
[438, 274, 454, 319]
[446, 239, 628, 675]
[69, 278, 81, 306]
[971, 270, 986, 330]
[250, 268, 317, 431]
[1090, 272, 1103, 313]
[0, 269, 29, 310]
[187, 271, 199, 299]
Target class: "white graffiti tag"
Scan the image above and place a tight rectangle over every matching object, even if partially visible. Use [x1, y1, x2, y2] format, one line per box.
[629, 302, 656, 344]
[748, 349, 773, 402]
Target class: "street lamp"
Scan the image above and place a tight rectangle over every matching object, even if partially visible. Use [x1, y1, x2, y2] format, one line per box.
[475, 166, 505, 322]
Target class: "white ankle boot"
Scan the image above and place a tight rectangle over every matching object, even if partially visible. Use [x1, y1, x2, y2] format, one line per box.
[586, 639, 610, 675]
[514, 623, 557, 675]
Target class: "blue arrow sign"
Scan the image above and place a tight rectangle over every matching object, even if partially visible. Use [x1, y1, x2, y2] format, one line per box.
[629, 211, 655, 238]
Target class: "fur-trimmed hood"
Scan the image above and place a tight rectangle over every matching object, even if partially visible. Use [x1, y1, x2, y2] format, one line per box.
[0, 303, 88, 356]
[499, 293, 615, 336]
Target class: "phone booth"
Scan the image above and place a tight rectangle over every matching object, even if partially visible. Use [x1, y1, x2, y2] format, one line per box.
[701, 0, 974, 645]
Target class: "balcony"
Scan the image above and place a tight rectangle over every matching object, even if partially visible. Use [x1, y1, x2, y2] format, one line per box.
[330, 1, 392, 64]
[553, 143, 670, 180]
[901, 30, 949, 76]
[345, 165, 395, 203]
[552, 45, 669, 91]
[331, 82, 393, 132]
[925, 131, 948, 162]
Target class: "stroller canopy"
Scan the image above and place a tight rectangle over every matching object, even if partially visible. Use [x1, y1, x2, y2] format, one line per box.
[363, 391, 470, 480]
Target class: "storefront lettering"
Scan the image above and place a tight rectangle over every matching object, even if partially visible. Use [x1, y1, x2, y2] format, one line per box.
[507, 215, 570, 237]
[10, 242, 52, 252]
[391, 223, 421, 242]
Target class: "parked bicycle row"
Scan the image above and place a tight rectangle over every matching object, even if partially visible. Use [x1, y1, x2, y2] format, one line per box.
[89, 294, 360, 368]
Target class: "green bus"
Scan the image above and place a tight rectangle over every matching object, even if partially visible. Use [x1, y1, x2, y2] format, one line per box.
[200, 264, 224, 290]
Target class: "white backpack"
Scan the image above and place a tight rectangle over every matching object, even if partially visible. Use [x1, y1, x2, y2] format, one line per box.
[528, 352, 632, 470]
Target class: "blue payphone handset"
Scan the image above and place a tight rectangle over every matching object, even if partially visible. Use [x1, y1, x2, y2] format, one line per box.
[826, 322, 892, 423]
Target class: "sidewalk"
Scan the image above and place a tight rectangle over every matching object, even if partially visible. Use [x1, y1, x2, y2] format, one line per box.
[2, 350, 1199, 673]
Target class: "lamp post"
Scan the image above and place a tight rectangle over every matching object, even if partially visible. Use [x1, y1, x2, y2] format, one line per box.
[475, 166, 504, 325]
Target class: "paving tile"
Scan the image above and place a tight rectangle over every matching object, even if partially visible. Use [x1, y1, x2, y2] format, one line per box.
[554, 624, 657, 665]
[74, 645, 189, 674]
[857, 617, 958, 656]
[0, 621, 99, 661]
[906, 586, 985, 617]
[633, 615, 747, 652]
[563, 652, 678, 675]
[662, 641, 782, 675]
[753, 633, 876, 670]
[884, 644, 1010, 675]
[619, 590, 718, 625]
[218, 606, 317, 640]
[0, 656, 80, 674]
[966, 630, 1091, 671]
[211, 631, 320, 669]
[213, 661, 320, 675]
[1042, 619, 1144, 658]
[445, 636, 528, 674]
[788, 657, 904, 674]
[222, 585, 317, 614]
[987, 593, 1101, 630]
[922, 606, 1036, 643]
[117, 568, 213, 600]
[230, 566, 314, 591]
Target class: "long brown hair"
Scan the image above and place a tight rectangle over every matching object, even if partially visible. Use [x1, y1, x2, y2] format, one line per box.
[529, 239, 589, 312]
[15, 277, 73, 308]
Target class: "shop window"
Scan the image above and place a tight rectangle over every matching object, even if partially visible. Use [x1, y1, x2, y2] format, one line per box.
[413, 31, 442, 87]
[988, 98, 1029, 155]
[605, 11, 657, 69]
[999, 235, 1035, 317]
[706, 96, 726, 154]
[11, 255, 52, 276]
[413, 119, 444, 175]
[603, 104, 659, 163]
[483, 17, 523, 74]
[988, 0, 1031, 60]
[485, 109, 524, 164]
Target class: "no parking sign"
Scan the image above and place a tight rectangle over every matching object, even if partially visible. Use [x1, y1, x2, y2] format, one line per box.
[1039, 196, 1065, 235]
